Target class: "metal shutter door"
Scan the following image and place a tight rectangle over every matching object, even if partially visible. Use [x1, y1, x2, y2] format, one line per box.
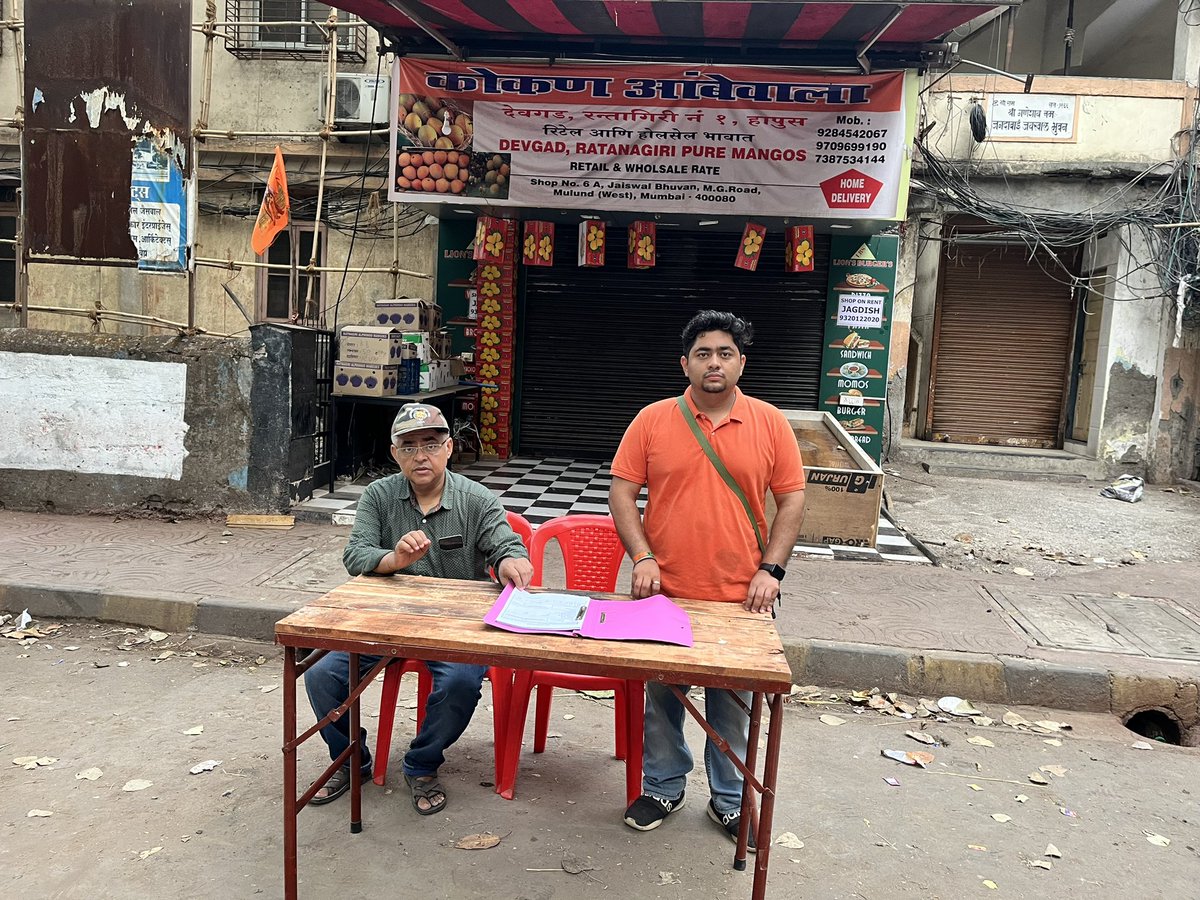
[518, 225, 829, 458]
[930, 243, 1075, 447]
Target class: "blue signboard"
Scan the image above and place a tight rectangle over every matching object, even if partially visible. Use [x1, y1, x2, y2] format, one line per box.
[130, 139, 189, 273]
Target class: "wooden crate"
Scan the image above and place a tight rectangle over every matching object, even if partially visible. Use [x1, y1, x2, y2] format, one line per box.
[781, 410, 884, 548]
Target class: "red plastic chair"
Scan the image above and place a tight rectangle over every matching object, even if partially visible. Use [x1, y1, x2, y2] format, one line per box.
[498, 514, 644, 804]
[372, 511, 533, 787]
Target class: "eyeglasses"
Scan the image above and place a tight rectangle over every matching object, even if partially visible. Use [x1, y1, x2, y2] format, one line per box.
[394, 438, 449, 457]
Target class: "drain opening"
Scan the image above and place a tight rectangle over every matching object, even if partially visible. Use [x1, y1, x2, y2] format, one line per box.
[1123, 709, 1181, 745]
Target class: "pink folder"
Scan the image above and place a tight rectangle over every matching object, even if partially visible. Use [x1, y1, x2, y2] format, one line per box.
[484, 584, 694, 648]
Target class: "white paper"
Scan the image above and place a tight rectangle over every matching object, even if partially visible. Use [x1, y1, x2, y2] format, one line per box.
[496, 589, 588, 631]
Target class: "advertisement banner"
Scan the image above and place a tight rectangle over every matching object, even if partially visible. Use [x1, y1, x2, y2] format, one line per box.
[389, 60, 914, 220]
[130, 139, 189, 273]
[818, 234, 899, 463]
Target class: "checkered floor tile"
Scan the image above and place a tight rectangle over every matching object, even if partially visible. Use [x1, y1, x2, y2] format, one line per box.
[293, 456, 931, 564]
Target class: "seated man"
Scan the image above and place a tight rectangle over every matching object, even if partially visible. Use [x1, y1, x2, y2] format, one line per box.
[304, 403, 533, 815]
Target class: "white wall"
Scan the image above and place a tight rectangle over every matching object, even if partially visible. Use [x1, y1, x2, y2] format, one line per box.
[924, 76, 1185, 172]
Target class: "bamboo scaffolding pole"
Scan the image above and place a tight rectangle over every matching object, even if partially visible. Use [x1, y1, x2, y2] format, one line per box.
[301, 12, 339, 326]
[18, 304, 234, 338]
[13, 0, 27, 327]
[191, 19, 372, 29]
[197, 2, 217, 133]
[194, 257, 431, 278]
[196, 128, 389, 138]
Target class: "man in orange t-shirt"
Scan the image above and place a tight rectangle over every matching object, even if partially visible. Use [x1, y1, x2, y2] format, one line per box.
[609, 309, 806, 851]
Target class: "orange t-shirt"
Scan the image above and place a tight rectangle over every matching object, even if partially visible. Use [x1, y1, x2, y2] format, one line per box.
[610, 388, 806, 603]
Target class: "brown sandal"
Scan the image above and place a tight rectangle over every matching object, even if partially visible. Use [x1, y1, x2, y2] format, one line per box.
[405, 773, 447, 815]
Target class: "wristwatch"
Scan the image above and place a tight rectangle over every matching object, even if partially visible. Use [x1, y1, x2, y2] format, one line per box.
[758, 562, 786, 582]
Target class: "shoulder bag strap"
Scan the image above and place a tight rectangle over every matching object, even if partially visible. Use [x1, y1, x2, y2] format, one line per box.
[675, 395, 767, 556]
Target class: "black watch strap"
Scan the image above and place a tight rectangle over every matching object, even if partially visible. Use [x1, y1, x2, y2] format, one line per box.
[759, 562, 786, 582]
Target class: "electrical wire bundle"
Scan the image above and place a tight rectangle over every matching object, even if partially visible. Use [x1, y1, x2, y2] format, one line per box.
[913, 122, 1200, 327]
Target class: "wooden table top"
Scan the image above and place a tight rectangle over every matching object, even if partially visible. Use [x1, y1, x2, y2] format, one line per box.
[276, 575, 794, 693]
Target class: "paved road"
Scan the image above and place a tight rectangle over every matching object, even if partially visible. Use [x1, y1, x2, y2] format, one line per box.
[2, 626, 1197, 899]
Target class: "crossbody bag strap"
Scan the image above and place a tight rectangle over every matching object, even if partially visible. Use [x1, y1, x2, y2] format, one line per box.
[675, 395, 767, 556]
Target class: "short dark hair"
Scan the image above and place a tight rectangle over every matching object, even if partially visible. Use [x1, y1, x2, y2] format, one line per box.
[681, 310, 753, 356]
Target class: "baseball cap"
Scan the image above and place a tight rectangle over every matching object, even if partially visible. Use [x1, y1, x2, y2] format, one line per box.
[390, 403, 450, 441]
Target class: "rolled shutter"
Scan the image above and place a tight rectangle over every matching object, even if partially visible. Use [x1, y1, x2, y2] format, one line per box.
[517, 225, 829, 458]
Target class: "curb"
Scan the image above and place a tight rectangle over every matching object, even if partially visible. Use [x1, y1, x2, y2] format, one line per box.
[5, 582, 1199, 730]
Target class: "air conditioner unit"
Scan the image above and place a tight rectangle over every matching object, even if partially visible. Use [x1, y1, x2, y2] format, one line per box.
[319, 73, 391, 126]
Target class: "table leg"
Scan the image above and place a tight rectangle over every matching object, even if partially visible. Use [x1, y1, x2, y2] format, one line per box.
[734, 692, 765, 872]
[751, 693, 784, 900]
[283, 646, 298, 900]
[624, 680, 644, 808]
[348, 652, 362, 834]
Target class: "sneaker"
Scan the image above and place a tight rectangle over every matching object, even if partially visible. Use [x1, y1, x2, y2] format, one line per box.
[623, 791, 686, 831]
[707, 801, 757, 853]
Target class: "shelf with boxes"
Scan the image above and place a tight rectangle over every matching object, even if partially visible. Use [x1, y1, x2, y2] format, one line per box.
[333, 298, 464, 397]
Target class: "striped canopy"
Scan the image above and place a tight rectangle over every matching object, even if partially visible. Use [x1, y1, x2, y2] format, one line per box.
[332, 1, 1012, 64]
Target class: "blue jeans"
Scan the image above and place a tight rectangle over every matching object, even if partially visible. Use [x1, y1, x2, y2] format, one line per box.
[641, 681, 750, 816]
[304, 652, 487, 778]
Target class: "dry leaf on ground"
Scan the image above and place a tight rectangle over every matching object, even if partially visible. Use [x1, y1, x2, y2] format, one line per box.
[1045, 843, 1062, 858]
[138, 847, 163, 860]
[1030, 860, 1052, 870]
[1039, 765, 1068, 778]
[26, 809, 53, 817]
[774, 832, 805, 849]
[1131, 741, 1153, 750]
[182, 726, 204, 736]
[990, 813, 1012, 823]
[967, 736, 995, 747]
[1144, 831, 1171, 847]
[122, 779, 153, 792]
[75, 767, 103, 781]
[1002, 711, 1030, 728]
[906, 731, 938, 746]
[189, 760, 221, 775]
[1028, 772, 1050, 785]
[819, 714, 846, 726]
[454, 832, 502, 850]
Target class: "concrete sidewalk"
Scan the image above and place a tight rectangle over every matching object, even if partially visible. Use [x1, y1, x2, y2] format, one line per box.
[1, 509, 1198, 732]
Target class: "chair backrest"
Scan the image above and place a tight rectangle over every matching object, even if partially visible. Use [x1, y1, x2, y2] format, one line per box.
[529, 514, 626, 592]
[505, 510, 534, 552]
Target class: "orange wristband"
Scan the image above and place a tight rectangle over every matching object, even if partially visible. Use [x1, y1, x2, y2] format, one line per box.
[632, 550, 656, 566]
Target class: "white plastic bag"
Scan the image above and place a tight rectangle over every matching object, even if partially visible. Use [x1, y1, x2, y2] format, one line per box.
[1100, 474, 1144, 503]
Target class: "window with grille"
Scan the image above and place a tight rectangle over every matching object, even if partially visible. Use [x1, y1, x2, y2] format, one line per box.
[256, 223, 328, 325]
[225, 1, 366, 62]
[0, 186, 16, 306]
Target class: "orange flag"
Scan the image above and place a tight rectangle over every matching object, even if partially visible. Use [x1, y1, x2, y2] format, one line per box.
[252, 146, 290, 256]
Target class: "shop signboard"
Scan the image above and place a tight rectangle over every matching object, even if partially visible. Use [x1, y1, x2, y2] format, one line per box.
[390, 60, 916, 220]
[818, 234, 898, 463]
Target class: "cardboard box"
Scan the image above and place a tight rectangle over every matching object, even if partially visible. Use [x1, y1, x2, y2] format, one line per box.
[577, 220, 606, 267]
[338, 325, 407, 365]
[375, 298, 441, 331]
[627, 220, 656, 269]
[333, 362, 399, 397]
[735, 222, 767, 271]
[419, 360, 456, 391]
[402, 330, 451, 362]
[780, 410, 884, 548]
[523, 220, 555, 267]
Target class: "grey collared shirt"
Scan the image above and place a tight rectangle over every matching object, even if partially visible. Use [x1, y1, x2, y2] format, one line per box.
[343, 470, 528, 579]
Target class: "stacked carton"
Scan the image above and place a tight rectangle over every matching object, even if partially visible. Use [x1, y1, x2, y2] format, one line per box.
[333, 299, 454, 396]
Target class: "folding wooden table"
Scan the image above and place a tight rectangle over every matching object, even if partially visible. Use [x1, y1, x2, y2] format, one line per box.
[276, 574, 793, 900]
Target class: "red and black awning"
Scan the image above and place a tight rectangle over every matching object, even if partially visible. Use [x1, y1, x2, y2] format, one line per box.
[331, 1, 1014, 68]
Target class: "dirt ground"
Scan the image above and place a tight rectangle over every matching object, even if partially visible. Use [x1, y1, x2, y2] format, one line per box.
[3, 623, 1198, 899]
[884, 463, 1200, 577]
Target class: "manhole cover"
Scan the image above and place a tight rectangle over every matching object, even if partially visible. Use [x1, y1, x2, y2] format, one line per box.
[985, 587, 1200, 661]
